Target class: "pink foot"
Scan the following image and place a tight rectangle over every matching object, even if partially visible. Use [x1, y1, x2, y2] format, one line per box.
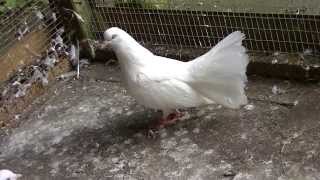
[147, 110, 185, 138]
[154, 110, 185, 129]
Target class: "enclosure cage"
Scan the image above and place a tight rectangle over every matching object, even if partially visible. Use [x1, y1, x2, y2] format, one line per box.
[1, 1, 320, 179]
[0, 0, 71, 57]
[0, 0, 79, 84]
[77, 0, 320, 59]
[0, 0, 78, 123]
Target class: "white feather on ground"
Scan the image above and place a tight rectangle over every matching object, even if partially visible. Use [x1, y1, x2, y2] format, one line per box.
[0, 169, 22, 180]
[104, 27, 249, 116]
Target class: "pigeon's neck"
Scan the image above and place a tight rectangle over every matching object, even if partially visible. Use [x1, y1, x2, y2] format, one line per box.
[114, 38, 153, 67]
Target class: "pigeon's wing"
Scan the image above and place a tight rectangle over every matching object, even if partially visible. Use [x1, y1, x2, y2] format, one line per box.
[129, 60, 206, 110]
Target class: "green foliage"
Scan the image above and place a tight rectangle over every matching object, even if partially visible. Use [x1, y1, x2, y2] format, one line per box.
[4, 0, 27, 8]
[114, 0, 169, 9]
[1, 0, 48, 9]
[0, 0, 49, 15]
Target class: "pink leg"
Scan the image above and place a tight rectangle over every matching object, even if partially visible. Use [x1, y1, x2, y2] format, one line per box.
[155, 110, 185, 129]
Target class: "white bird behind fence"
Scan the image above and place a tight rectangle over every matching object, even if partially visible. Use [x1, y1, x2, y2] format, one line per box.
[104, 27, 249, 125]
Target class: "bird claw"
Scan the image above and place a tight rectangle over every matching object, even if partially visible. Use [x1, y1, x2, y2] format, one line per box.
[146, 129, 157, 139]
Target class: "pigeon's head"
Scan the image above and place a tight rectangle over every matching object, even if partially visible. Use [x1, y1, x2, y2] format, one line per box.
[103, 27, 148, 55]
[104, 27, 128, 43]
[0, 170, 22, 180]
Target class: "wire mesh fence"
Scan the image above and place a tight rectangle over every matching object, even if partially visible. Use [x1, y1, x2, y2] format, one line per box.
[0, 0, 81, 89]
[0, 0, 68, 58]
[85, 0, 320, 56]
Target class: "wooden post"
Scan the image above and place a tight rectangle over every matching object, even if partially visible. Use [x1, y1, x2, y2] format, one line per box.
[60, 0, 96, 59]
[69, 0, 93, 40]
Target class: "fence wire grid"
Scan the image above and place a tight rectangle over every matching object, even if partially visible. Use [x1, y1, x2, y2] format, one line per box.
[0, 0, 68, 58]
[86, 0, 320, 56]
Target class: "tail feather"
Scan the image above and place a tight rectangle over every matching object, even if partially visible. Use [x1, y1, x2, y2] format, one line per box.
[187, 31, 249, 109]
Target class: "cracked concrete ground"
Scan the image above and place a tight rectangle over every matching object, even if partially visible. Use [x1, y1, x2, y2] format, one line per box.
[0, 63, 319, 180]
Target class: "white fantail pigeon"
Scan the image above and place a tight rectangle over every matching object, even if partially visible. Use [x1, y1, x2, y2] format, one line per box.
[104, 27, 249, 127]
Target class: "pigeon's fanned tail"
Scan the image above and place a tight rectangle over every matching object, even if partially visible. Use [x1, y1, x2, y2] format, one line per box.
[187, 31, 249, 109]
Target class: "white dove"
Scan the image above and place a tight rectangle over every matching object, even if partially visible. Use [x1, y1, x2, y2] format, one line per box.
[0, 169, 22, 180]
[104, 27, 249, 127]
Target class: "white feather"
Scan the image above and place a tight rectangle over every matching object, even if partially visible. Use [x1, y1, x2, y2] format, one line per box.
[187, 31, 249, 108]
[104, 27, 249, 116]
[0, 169, 22, 180]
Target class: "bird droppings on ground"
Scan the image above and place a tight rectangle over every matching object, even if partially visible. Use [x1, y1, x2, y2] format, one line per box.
[0, 63, 319, 179]
[244, 104, 255, 111]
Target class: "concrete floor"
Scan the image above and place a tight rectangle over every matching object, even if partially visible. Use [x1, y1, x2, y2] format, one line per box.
[0, 63, 319, 180]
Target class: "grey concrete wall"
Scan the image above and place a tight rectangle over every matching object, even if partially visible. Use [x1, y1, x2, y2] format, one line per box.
[169, 0, 320, 14]
[99, 0, 320, 14]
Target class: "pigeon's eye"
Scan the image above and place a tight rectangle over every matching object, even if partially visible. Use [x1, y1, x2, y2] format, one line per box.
[111, 34, 118, 39]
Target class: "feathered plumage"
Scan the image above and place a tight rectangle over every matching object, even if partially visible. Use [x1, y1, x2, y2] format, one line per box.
[104, 27, 249, 117]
